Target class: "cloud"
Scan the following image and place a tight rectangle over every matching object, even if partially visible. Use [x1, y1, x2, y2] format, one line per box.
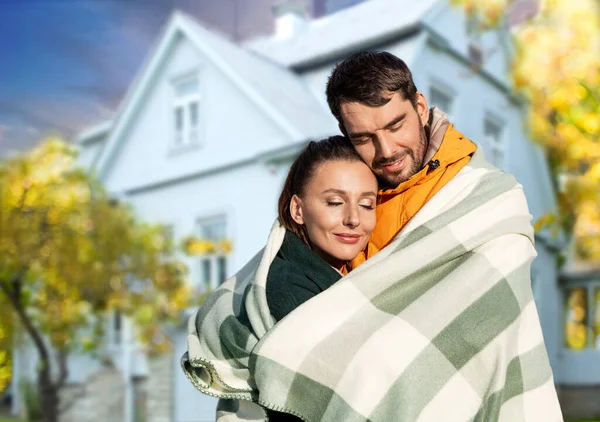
[0, 125, 10, 141]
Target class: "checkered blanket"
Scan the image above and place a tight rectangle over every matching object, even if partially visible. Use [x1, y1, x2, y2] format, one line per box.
[181, 147, 563, 421]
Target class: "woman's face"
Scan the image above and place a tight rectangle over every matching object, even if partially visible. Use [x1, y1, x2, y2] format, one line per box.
[290, 159, 378, 268]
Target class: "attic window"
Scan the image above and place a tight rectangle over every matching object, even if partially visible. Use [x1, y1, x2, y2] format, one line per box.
[172, 75, 201, 147]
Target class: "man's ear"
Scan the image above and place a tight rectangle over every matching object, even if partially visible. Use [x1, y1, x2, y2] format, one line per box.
[289, 194, 305, 225]
[415, 91, 429, 127]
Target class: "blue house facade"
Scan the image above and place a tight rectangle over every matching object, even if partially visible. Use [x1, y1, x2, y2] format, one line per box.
[13, 0, 596, 420]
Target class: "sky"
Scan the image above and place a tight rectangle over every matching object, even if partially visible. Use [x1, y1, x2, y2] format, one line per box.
[0, 0, 282, 155]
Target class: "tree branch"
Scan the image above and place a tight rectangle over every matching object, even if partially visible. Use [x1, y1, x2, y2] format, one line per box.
[56, 347, 69, 389]
[1, 275, 51, 367]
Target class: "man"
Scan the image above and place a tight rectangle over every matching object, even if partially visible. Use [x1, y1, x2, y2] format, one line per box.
[326, 51, 477, 265]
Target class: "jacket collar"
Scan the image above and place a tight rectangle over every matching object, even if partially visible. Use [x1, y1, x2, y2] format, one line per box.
[378, 109, 476, 198]
[279, 230, 342, 290]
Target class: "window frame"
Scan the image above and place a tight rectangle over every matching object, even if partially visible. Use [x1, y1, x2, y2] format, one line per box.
[196, 215, 230, 291]
[562, 279, 600, 350]
[428, 82, 456, 120]
[171, 73, 202, 149]
[483, 113, 506, 169]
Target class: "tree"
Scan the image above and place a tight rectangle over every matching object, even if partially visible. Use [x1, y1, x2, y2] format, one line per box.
[0, 139, 193, 422]
[0, 308, 11, 394]
[452, 0, 600, 262]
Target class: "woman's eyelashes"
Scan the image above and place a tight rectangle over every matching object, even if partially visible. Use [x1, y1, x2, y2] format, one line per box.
[325, 198, 375, 210]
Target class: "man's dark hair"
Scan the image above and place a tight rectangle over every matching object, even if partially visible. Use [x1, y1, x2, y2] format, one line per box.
[326, 51, 418, 126]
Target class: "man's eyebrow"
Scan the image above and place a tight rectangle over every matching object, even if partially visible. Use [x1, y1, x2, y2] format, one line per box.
[347, 113, 407, 139]
[321, 189, 377, 198]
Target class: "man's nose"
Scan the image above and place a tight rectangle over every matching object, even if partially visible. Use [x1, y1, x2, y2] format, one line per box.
[375, 133, 394, 159]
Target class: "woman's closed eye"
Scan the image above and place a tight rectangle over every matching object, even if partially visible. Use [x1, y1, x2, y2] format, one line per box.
[327, 201, 344, 207]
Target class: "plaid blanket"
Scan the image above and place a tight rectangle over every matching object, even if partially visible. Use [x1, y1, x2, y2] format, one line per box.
[182, 146, 563, 422]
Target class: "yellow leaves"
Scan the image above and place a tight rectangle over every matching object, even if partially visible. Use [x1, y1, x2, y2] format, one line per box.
[134, 305, 154, 325]
[455, 0, 600, 262]
[534, 212, 556, 232]
[579, 113, 600, 135]
[0, 137, 196, 356]
[451, 0, 508, 28]
[0, 350, 11, 393]
[183, 236, 232, 256]
[565, 287, 589, 349]
[183, 237, 215, 255]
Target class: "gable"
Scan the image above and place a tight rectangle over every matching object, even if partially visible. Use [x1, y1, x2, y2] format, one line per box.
[103, 34, 295, 193]
[96, 12, 333, 188]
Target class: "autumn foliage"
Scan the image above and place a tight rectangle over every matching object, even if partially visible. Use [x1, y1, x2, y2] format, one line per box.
[453, 0, 600, 262]
[0, 139, 193, 421]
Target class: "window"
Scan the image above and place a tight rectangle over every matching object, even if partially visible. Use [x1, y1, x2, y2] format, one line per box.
[429, 85, 454, 118]
[197, 216, 229, 291]
[484, 116, 505, 168]
[564, 284, 600, 350]
[106, 309, 122, 346]
[172, 75, 200, 147]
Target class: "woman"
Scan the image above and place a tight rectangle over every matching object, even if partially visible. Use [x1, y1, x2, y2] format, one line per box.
[266, 136, 377, 322]
[182, 135, 377, 421]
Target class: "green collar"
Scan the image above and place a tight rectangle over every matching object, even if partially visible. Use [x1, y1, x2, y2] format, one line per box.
[278, 231, 342, 291]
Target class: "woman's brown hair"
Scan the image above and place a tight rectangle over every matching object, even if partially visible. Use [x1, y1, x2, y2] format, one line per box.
[278, 135, 364, 245]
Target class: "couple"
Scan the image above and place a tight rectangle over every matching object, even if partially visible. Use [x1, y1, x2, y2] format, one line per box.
[182, 52, 563, 421]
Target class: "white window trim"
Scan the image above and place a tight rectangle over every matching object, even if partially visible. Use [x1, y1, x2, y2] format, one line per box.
[483, 113, 506, 169]
[171, 72, 202, 149]
[562, 281, 600, 350]
[196, 214, 231, 291]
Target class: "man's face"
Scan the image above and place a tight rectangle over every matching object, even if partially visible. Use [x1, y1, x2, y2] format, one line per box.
[340, 92, 430, 189]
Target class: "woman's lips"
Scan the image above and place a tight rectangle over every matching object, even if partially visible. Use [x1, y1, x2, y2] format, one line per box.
[334, 233, 361, 244]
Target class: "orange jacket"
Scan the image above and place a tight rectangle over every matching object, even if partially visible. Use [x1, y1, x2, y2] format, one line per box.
[350, 125, 477, 269]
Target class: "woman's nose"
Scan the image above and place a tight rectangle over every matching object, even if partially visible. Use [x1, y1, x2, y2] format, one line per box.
[344, 207, 360, 228]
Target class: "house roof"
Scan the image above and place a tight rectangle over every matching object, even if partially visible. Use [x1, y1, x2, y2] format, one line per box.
[76, 119, 113, 145]
[92, 10, 338, 178]
[245, 0, 439, 68]
[178, 12, 337, 141]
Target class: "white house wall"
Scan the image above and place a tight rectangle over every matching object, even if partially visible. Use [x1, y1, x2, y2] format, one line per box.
[422, 1, 512, 88]
[172, 329, 217, 422]
[76, 139, 104, 170]
[125, 160, 290, 422]
[125, 160, 288, 288]
[412, 42, 556, 221]
[103, 34, 290, 194]
[531, 244, 562, 380]
[296, 33, 425, 113]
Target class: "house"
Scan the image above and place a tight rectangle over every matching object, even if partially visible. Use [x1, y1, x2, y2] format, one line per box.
[12, 0, 583, 420]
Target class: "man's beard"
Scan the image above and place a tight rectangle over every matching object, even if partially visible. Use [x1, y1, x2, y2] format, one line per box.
[373, 123, 428, 190]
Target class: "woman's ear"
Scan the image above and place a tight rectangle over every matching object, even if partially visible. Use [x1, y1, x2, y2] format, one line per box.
[289, 194, 305, 225]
